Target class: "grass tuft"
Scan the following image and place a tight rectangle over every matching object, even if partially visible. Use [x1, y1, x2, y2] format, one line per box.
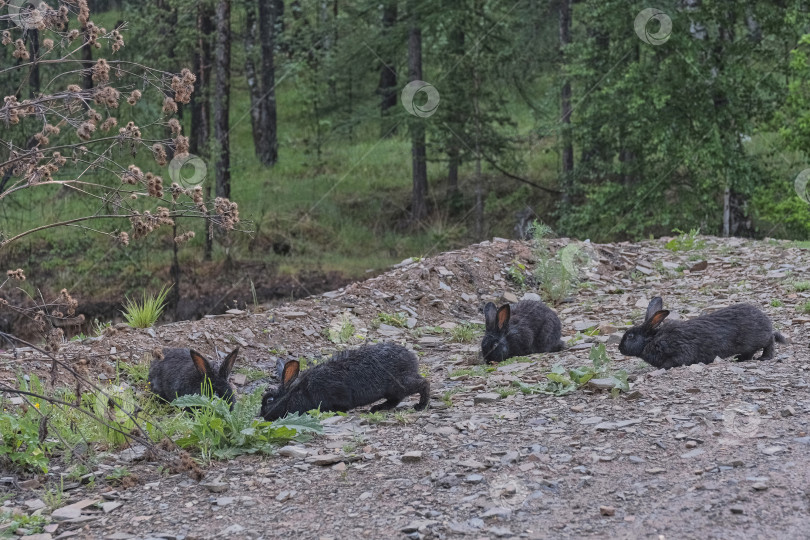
[121, 286, 171, 329]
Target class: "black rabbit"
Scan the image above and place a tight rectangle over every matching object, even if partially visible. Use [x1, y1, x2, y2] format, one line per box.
[619, 297, 788, 369]
[261, 343, 430, 421]
[148, 347, 239, 406]
[481, 300, 564, 363]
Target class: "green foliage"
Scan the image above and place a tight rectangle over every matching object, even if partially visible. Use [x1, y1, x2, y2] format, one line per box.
[119, 359, 149, 386]
[105, 467, 132, 486]
[173, 389, 322, 463]
[770, 299, 784, 308]
[326, 317, 356, 344]
[121, 286, 171, 329]
[514, 344, 629, 397]
[42, 477, 66, 511]
[377, 313, 407, 328]
[90, 385, 139, 447]
[791, 281, 810, 292]
[0, 406, 52, 473]
[665, 229, 706, 252]
[359, 411, 386, 424]
[0, 512, 48, 536]
[234, 367, 267, 383]
[506, 261, 528, 289]
[449, 323, 483, 344]
[799, 301, 810, 314]
[532, 222, 586, 303]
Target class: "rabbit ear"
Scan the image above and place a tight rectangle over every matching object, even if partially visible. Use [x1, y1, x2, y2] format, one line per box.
[282, 360, 300, 385]
[496, 304, 511, 330]
[484, 303, 498, 329]
[645, 297, 664, 321]
[219, 347, 239, 378]
[189, 349, 212, 376]
[275, 359, 286, 380]
[646, 310, 669, 330]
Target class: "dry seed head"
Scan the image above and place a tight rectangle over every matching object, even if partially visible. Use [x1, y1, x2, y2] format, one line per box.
[77, 121, 95, 141]
[6, 268, 26, 281]
[92, 58, 110, 84]
[168, 118, 181, 135]
[152, 143, 167, 166]
[162, 96, 177, 114]
[1, 31, 11, 47]
[100, 117, 118, 131]
[127, 89, 141, 106]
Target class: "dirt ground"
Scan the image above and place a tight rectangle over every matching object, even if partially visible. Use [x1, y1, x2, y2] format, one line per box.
[2, 235, 809, 539]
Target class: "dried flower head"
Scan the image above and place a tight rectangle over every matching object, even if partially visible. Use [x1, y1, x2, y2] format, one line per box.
[6, 268, 26, 281]
[171, 68, 196, 104]
[77, 121, 95, 141]
[162, 96, 177, 115]
[127, 89, 141, 106]
[92, 58, 110, 85]
[168, 118, 182, 135]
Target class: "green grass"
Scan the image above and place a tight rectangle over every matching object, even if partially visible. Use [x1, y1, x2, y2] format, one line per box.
[770, 299, 784, 307]
[122, 286, 171, 329]
[0, 512, 48, 536]
[234, 367, 266, 382]
[799, 301, 810, 314]
[449, 323, 483, 343]
[665, 228, 706, 252]
[792, 281, 810, 292]
[441, 387, 463, 407]
[377, 312, 408, 328]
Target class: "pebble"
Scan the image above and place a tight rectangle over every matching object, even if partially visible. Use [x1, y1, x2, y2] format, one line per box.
[306, 454, 343, 466]
[474, 393, 501, 405]
[401, 451, 423, 463]
[464, 474, 484, 484]
[730, 505, 745, 515]
[51, 507, 81, 521]
[599, 505, 616, 516]
[278, 445, 308, 459]
[201, 481, 229, 493]
[216, 497, 235, 506]
[480, 507, 511, 520]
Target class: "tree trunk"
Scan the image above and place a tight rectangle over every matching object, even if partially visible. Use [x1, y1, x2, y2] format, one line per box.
[214, 0, 231, 199]
[723, 186, 730, 237]
[189, 4, 214, 259]
[81, 23, 93, 90]
[378, 1, 398, 137]
[27, 29, 39, 97]
[559, 0, 573, 205]
[257, 0, 279, 166]
[448, 151, 459, 194]
[408, 22, 428, 223]
[244, 1, 263, 154]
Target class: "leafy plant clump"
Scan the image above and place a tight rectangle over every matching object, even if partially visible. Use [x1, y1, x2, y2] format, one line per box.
[377, 312, 408, 328]
[173, 388, 322, 463]
[514, 344, 629, 397]
[449, 323, 483, 343]
[665, 228, 706, 252]
[122, 286, 171, 329]
[532, 222, 589, 304]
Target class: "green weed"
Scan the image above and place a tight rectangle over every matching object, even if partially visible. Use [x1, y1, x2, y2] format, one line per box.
[122, 286, 171, 329]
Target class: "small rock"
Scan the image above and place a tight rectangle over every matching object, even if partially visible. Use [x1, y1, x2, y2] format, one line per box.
[18, 479, 41, 490]
[20, 534, 53, 540]
[588, 378, 619, 390]
[599, 505, 616, 516]
[24, 499, 46, 511]
[306, 454, 343, 466]
[730, 505, 745, 515]
[51, 507, 82, 521]
[502, 292, 519, 303]
[332, 462, 347, 472]
[521, 293, 542, 302]
[216, 497, 235, 506]
[219, 525, 246, 535]
[762, 446, 785, 456]
[751, 483, 768, 491]
[401, 451, 423, 463]
[275, 490, 296, 502]
[401, 520, 437, 533]
[680, 449, 705, 459]
[465, 474, 484, 484]
[118, 445, 147, 462]
[200, 481, 229, 493]
[781, 407, 796, 417]
[101, 502, 122, 514]
[277, 446, 308, 459]
[231, 373, 247, 386]
[646, 468, 666, 474]
[474, 393, 501, 405]
[481, 507, 511, 520]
